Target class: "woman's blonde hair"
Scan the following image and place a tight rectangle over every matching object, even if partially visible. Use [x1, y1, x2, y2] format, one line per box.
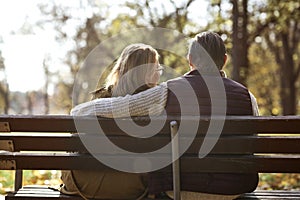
[105, 43, 159, 97]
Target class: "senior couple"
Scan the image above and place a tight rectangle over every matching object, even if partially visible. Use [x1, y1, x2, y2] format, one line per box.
[62, 31, 259, 200]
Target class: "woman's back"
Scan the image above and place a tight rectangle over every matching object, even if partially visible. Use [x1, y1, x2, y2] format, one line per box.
[62, 43, 161, 200]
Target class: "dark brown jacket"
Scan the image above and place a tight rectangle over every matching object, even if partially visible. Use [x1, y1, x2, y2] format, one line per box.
[148, 70, 258, 195]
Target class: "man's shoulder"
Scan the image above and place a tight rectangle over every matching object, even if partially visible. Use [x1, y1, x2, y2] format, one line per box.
[166, 75, 190, 89]
[166, 70, 198, 84]
[167, 76, 185, 83]
[223, 77, 249, 90]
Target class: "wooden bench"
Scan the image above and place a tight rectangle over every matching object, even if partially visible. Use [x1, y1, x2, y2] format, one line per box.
[0, 115, 300, 199]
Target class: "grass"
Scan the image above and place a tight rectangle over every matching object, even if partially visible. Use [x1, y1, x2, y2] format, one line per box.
[0, 171, 14, 194]
[0, 170, 62, 195]
[258, 173, 300, 190]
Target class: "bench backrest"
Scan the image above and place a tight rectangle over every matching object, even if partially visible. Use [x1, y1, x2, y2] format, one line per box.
[1, 115, 300, 173]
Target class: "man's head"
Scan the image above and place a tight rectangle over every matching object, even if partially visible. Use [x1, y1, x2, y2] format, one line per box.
[188, 31, 227, 71]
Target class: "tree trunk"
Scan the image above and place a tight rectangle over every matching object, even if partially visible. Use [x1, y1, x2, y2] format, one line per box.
[4, 84, 9, 114]
[43, 59, 50, 114]
[27, 92, 33, 115]
[0, 54, 9, 114]
[231, 0, 249, 85]
[266, 32, 297, 115]
[0, 84, 9, 114]
[279, 33, 296, 115]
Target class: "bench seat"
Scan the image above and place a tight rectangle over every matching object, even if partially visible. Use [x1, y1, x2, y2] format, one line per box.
[6, 186, 82, 200]
[6, 186, 300, 200]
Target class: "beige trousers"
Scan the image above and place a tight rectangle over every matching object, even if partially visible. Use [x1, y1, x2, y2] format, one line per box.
[61, 170, 147, 200]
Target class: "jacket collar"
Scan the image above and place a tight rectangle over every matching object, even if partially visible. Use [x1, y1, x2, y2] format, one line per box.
[185, 69, 226, 77]
[185, 69, 200, 76]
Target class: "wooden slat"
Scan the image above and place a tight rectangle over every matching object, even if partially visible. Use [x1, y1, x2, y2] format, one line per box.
[224, 115, 300, 133]
[237, 190, 300, 199]
[7, 187, 300, 200]
[0, 134, 85, 152]
[0, 115, 77, 132]
[255, 116, 300, 133]
[180, 155, 300, 173]
[0, 152, 109, 170]
[5, 186, 161, 200]
[1, 152, 300, 173]
[252, 136, 300, 153]
[2, 134, 300, 154]
[6, 186, 83, 200]
[188, 136, 300, 154]
[1, 115, 300, 134]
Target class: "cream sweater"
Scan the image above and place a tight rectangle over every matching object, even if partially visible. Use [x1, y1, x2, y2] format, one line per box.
[71, 81, 259, 117]
[70, 82, 168, 117]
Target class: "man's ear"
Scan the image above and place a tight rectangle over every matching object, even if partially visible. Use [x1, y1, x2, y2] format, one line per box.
[188, 54, 195, 70]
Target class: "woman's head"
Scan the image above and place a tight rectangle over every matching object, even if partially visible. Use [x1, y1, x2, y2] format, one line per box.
[106, 43, 160, 97]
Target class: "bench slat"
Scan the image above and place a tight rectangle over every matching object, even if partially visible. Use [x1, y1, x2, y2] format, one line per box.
[237, 190, 300, 199]
[6, 186, 83, 200]
[1, 115, 300, 133]
[181, 155, 300, 173]
[5, 186, 163, 200]
[0, 134, 84, 152]
[6, 187, 300, 200]
[1, 152, 300, 173]
[2, 134, 300, 154]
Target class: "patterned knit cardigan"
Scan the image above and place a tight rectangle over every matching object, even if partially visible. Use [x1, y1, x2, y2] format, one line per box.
[70, 82, 168, 117]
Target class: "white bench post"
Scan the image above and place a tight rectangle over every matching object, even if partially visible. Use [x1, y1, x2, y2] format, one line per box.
[170, 121, 181, 200]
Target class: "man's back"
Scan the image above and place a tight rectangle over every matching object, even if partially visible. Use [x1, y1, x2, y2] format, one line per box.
[148, 70, 258, 195]
[165, 70, 253, 116]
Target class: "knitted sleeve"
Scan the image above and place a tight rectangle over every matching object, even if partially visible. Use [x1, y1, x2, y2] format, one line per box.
[70, 82, 168, 118]
[249, 91, 259, 116]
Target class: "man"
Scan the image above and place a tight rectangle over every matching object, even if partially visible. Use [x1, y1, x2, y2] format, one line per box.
[71, 31, 259, 199]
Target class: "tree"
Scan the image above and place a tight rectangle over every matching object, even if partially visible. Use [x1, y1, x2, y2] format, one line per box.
[247, 43, 281, 115]
[38, 1, 106, 109]
[0, 50, 9, 114]
[105, 0, 197, 75]
[38, 0, 198, 106]
[253, 0, 300, 115]
[201, 0, 250, 85]
[231, 0, 249, 85]
[38, 0, 299, 115]
[43, 57, 50, 114]
[211, 0, 299, 115]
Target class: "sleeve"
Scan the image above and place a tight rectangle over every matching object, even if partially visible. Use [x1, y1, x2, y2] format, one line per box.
[70, 82, 168, 118]
[249, 91, 260, 116]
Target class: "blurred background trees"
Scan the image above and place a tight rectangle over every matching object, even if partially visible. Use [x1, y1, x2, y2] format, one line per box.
[0, 0, 298, 116]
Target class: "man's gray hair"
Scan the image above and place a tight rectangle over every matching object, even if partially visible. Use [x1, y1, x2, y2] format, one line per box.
[188, 31, 226, 70]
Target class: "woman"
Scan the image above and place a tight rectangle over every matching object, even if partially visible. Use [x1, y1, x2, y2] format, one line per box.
[61, 43, 164, 200]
